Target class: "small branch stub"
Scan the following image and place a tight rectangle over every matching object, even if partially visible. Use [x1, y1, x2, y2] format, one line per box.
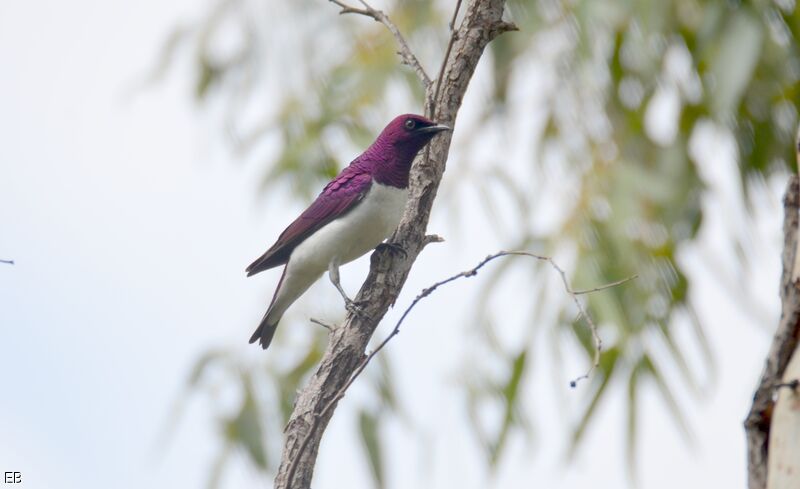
[773, 379, 799, 392]
[310, 318, 335, 332]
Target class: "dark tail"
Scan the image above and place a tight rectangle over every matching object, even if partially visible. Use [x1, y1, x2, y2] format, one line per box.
[248, 265, 287, 350]
[249, 314, 278, 350]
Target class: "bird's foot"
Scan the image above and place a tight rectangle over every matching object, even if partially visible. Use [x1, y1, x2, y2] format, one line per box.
[376, 241, 408, 259]
[344, 298, 370, 320]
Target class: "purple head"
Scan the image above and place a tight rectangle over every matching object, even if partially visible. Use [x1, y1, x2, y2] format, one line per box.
[353, 114, 450, 188]
[376, 114, 451, 151]
[360, 114, 450, 187]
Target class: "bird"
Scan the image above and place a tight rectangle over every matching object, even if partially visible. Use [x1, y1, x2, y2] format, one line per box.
[246, 114, 451, 349]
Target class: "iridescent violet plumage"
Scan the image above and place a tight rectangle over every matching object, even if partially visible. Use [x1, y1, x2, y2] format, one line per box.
[246, 114, 450, 349]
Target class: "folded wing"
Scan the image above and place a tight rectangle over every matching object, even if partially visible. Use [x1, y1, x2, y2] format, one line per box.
[246, 168, 373, 276]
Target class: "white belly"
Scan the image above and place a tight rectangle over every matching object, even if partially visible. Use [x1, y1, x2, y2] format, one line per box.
[290, 181, 408, 272]
[263, 180, 408, 326]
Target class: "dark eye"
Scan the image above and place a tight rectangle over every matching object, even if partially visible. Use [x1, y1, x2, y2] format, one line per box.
[404, 119, 416, 130]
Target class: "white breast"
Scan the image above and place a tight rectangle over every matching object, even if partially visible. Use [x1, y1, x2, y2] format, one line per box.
[289, 181, 409, 274]
[262, 181, 408, 326]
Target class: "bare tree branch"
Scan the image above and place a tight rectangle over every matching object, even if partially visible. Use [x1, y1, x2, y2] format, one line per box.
[329, 0, 432, 89]
[432, 0, 463, 115]
[573, 275, 638, 295]
[745, 176, 800, 489]
[273, 2, 518, 488]
[493, 252, 635, 386]
[283, 250, 635, 484]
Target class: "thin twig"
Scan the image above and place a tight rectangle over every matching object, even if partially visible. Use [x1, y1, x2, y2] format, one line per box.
[329, 0, 431, 88]
[310, 318, 335, 331]
[0, 259, 13, 265]
[573, 275, 638, 295]
[465, 251, 634, 387]
[285, 250, 636, 485]
[432, 0, 463, 117]
[773, 379, 800, 392]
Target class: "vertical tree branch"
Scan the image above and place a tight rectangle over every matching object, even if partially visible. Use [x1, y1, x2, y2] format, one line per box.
[431, 0, 463, 116]
[273, 2, 516, 488]
[766, 354, 800, 488]
[745, 176, 800, 489]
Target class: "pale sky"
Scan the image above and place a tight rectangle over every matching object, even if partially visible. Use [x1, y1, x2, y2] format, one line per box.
[0, 1, 784, 488]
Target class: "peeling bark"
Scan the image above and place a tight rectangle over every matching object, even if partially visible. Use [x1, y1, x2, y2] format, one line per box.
[745, 176, 800, 489]
[766, 348, 800, 489]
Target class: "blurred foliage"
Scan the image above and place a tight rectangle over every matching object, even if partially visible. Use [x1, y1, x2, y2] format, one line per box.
[176, 332, 399, 488]
[156, 0, 800, 485]
[466, 348, 532, 467]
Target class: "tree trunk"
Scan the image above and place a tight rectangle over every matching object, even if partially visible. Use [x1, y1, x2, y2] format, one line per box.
[746, 176, 800, 489]
[767, 344, 800, 489]
[272, 2, 516, 488]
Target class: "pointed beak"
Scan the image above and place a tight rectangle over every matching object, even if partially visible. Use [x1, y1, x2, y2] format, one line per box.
[417, 124, 451, 135]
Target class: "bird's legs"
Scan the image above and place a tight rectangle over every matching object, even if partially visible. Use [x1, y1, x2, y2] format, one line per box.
[328, 261, 367, 318]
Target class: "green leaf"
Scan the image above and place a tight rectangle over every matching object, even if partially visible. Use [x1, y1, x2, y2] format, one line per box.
[489, 348, 529, 467]
[224, 375, 268, 470]
[205, 444, 231, 489]
[375, 355, 400, 414]
[358, 409, 385, 489]
[641, 354, 692, 442]
[195, 54, 221, 100]
[276, 338, 325, 423]
[186, 350, 227, 387]
[708, 9, 763, 117]
[626, 359, 641, 477]
[570, 346, 621, 454]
